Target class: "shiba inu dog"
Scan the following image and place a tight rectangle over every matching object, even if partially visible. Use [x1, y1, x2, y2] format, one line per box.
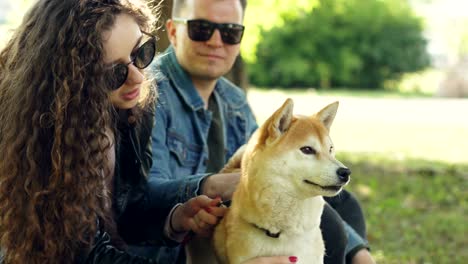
[187, 98, 351, 264]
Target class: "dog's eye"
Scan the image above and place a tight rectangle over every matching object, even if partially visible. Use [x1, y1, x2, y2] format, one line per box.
[300, 146, 317, 155]
[329, 146, 334, 154]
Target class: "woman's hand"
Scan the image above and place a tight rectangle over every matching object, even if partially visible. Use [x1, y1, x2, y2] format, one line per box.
[242, 256, 298, 264]
[170, 195, 227, 236]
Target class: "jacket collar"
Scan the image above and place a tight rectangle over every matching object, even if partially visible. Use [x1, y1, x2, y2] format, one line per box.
[158, 46, 206, 111]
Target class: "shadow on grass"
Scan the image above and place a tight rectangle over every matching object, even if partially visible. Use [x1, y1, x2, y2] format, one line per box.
[337, 152, 467, 264]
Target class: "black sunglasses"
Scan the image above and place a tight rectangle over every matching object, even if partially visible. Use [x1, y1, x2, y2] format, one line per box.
[173, 18, 245, 45]
[108, 32, 156, 90]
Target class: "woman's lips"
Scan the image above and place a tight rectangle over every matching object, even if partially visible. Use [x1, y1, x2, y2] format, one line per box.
[121, 88, 140, 101]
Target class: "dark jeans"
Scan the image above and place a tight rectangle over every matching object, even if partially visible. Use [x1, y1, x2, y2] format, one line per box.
[321, 189, 367, 264]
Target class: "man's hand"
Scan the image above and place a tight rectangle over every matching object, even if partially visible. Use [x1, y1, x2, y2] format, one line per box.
[200, 172, 241, 201]
[171, 195, 226, 237]
[351, 249, 376, 264]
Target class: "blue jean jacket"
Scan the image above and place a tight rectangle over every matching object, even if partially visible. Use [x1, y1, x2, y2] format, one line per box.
[148, 47, 257, 207]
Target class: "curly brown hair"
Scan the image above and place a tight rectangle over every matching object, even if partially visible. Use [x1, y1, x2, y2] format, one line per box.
[0, 0, 156, 263]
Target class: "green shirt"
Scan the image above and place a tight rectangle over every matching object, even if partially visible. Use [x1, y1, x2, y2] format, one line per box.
[206, 95, 225, 173]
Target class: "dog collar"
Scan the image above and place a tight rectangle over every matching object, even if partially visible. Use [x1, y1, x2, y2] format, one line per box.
[252, 223, 281, 238]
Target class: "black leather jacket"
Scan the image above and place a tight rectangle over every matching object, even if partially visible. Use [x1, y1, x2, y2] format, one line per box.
[84, 108, 175, 263]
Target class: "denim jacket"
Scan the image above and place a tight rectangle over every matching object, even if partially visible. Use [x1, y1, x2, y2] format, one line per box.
[146, 47, 257, 263]
[147, 47, 257, 207]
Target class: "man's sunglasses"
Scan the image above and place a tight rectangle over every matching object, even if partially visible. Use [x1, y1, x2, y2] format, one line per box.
[173, 18, 244, 45]
[108, 32, 156, 90]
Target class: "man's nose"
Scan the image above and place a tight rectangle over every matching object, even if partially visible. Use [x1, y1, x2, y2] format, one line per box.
[206, 29, 223, 46]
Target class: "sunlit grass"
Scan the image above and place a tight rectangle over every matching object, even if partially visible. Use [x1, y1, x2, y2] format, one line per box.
[341, 153, 468, 264]
[247, 87, 468, 164]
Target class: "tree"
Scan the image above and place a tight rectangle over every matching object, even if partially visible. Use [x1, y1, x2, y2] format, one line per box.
[241, 0, 318, 64]
[249, 0, 431, 89]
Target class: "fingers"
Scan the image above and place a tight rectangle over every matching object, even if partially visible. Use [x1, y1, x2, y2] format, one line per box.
[198, 207, 219, 226]
[185, 195, 222, 216]
[189, 207, 224, 237]
[185, 195, 211, 215]
[205, 203, 227, 218]
[180, 195, 229, 236]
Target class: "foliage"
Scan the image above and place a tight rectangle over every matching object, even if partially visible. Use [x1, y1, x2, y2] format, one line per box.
[242, 0, 318, 63]
[384, 68, 443, 95]
[339, 152, 468, 263]
[454, 18, 468, 58]
[248, 0, 431, 89]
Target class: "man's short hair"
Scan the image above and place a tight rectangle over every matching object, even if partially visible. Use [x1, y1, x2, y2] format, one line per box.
[172, 0, 247, 18]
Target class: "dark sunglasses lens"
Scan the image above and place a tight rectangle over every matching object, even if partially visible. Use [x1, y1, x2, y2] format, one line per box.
[134, 38, 156, 69]
[220, 25, 244, 44]
[187, 20, 214, 41]
[110, 64, 128, 90]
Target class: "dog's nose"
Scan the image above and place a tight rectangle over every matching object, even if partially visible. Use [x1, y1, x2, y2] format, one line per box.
[336, 167, 351, 182]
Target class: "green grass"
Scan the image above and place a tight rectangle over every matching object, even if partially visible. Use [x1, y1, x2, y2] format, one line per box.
[338, 153, 468, 264]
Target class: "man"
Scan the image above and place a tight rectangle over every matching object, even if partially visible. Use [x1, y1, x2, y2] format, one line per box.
[148, 0, 375, 263]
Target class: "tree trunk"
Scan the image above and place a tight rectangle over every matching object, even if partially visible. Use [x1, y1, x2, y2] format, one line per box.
[151, 0, 172, 53]
[224, 55, 249, 92]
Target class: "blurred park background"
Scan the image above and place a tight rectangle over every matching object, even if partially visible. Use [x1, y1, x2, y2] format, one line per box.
[1, 0, 467, 263]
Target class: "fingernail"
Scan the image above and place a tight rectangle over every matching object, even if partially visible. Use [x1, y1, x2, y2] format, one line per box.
[212, 196, 223, 206]
[204, 207, 212, 213]
[289, 256, 298, 263]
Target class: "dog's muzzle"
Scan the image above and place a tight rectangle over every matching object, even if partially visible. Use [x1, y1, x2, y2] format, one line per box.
[303, 180, 343, 191]
[336, 167, 351, 183]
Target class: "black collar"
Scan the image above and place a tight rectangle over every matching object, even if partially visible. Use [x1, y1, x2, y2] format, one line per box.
[252, 223, 281, 238]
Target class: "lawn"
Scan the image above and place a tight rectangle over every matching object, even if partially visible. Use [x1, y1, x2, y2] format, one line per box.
[341, 153, 467, 263]
[247, 88, 468, 264]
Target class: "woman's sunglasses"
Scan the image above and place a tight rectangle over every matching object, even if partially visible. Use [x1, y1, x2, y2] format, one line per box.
[172, 18, 244, 45]
[108, 32, 156, 90]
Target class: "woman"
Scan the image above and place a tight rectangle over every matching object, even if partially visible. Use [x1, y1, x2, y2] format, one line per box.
[0, 0, 295, 263]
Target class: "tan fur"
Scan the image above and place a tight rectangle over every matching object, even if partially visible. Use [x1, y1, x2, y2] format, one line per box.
[219, 145, 246, 173]
[187, 98, 351, 264]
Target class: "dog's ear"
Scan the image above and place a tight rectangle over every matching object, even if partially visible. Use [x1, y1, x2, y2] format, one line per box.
[265, 98, 294, 142]
[315, 101, 339, 131]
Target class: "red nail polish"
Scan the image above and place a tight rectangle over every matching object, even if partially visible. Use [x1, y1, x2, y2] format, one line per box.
[289, 256, 298, 263]
[204, 207, 212, 213]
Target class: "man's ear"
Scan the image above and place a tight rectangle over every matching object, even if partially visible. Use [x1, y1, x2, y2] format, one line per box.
[166, 19, 177, 46]
[262, 98, 294, 144]
[315, 101, 339, 131]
